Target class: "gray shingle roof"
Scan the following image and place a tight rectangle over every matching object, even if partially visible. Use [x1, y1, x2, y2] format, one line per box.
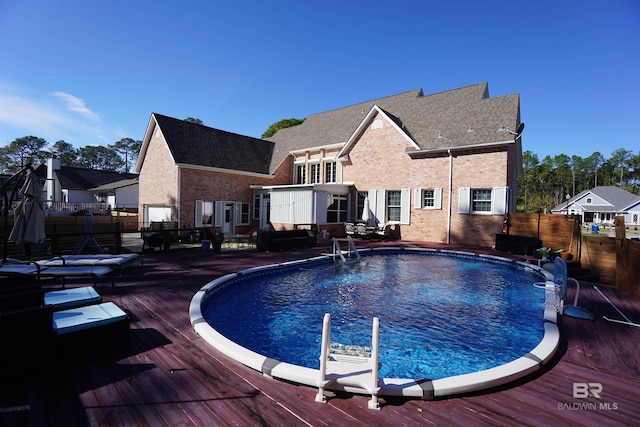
[34, 164, 138, 190]
[552, 186, 640, 212]
[153, 113, 274, 175]
[266, 83, 521, 171]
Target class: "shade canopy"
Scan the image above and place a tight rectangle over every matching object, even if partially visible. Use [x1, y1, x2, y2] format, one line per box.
[361, 197, 375, 226]
[9, 170, 45, 244]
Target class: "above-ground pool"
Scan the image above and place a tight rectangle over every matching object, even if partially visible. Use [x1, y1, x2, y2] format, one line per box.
[190, 248, 560, 400]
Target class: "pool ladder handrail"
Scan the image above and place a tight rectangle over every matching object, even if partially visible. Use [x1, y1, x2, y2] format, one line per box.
[331, 237, 361, 262]
[316, 313, 381, 410]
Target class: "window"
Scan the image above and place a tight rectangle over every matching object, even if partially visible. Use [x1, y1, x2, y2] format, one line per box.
[296, 164, 306, 184]
[387, 190, 402, 222]
[457, 187, 508, 215]
[472, 189, 492, 212]
[253, 193, 261, 220]
[237, 202, 250, 225]
[422, 190, 435, 207]
[586, 197, 592, 204]
[325, 161, 337, 183]
[414, 188, 442, 209]
[195, 200, 214, 227]
[327, 194, 348, 223]
[310, 163, 321, 184]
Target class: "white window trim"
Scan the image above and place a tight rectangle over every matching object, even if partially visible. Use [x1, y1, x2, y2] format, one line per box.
[414, 188, 442, 210]
[458, 187, 508, 215]
[324, 161, 337, 183]
[294, 162, 306, 184]
[309, 161, 321, 184]
[235, 201, 251, 226]
[195, 200, 214, 227]
[369, 189, 411, 225]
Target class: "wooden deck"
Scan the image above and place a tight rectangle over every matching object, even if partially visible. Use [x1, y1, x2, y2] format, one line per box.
[1, 240, 639, 426]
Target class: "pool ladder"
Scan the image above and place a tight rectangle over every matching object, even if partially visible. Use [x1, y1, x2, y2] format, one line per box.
[316, 313, 381, 409]
[331, 237, 361, 262]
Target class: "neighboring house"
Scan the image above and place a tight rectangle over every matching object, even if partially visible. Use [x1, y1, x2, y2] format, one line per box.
[552, 186, 640, 227]
[135, 82, 522, 246]
[35, 158, 139, 215]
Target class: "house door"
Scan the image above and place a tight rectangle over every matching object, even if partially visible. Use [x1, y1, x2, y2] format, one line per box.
[222, 202, 234, 234]
[260, 195, 270, 229]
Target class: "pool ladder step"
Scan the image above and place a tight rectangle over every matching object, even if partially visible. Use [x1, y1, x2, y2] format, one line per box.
[316, 313, 381, 410]
[331, 237, 361, 262]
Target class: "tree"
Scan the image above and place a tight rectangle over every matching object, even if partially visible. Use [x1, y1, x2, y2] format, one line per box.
[584, 152, 605, 188]
[76, 145, 120, 170]
[184, 117, 203, 125]
[51, 140, 78, 167]
[610, 148, 634, 187]
[629, 153, 640, 194]
[2, 136, 49, 172]
[112, 138, 142, 172]
[262, 118, 305, 138]
[518, 151, 538, 212]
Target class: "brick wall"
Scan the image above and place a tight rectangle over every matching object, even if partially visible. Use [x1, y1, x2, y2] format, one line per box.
[138, 131, 179, 219]
[343, 112, 509, 246]
[138, 128, 293, 229]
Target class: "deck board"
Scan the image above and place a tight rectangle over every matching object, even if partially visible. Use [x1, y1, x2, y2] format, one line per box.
[1, 241, 639, 426]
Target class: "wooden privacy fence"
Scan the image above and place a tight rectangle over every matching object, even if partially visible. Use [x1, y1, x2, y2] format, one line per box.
[506, 213, 581, 257]
[1, 215, 139, 259]
[505, 213, 639, 297]
[44, 214, 139, 232]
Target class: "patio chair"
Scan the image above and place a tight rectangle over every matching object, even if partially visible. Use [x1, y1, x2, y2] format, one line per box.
[344, 222, 356, 236]
[141, 231, 163, 251]
[374, 223, 391, 239]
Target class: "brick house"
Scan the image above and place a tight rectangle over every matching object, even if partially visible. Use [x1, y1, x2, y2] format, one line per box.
[35, 158, 139, 215]
[551, 186, 640, 227]
[135, 82, 522, 246]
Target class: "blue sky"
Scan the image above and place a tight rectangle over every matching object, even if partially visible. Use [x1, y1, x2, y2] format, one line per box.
[0, 0, 638, 160]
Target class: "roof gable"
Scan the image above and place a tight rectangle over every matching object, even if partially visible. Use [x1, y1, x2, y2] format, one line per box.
[337, 105, 420, 158]
[138, 114, 275, 175]
[575, 191, 611, 207]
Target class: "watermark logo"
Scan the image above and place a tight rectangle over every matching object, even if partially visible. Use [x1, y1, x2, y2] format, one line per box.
[557, 382, 619, 411]
[573, 382, 602, 399]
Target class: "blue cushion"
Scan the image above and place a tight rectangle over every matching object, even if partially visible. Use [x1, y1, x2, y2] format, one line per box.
[52, 302, 127, 335]
[45, 286, 102, 310]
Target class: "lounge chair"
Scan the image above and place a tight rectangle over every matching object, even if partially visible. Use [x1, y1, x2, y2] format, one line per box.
[1, 260, 114, 287]
[43, 266, 114, 287]
[44, 286, 102, 310]
[37, 253, 141, 271]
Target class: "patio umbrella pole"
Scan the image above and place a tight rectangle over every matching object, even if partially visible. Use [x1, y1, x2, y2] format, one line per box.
[1, 164, 34, 263]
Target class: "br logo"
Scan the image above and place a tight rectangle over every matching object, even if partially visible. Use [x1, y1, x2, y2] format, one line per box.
[573, 383, 603, 399]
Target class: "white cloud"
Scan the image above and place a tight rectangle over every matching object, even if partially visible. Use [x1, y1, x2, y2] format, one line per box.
[0, 83, 119, 147]
[51, 91, 102, 122]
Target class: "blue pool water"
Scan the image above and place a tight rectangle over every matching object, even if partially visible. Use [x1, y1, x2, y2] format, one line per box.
[201, 251, 546, 380]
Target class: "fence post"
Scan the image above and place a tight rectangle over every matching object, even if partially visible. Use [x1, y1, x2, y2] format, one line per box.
[115, 221, 122, 254]
[50, 223, 59, 255]
[615, 216, 628, 291]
